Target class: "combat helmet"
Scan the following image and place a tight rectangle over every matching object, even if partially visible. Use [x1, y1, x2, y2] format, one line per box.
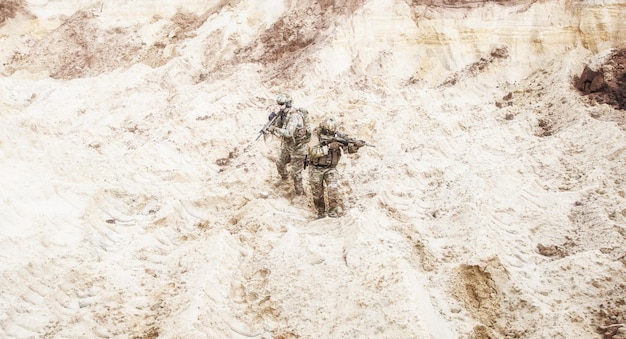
[320, 117, 337, 134]
[276, 93, 292, 107]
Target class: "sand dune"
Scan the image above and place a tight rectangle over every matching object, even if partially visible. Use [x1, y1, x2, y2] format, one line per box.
[1, 0, 625, 338]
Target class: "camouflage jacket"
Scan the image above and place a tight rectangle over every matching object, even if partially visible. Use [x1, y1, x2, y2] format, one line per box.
[307, 127, 358, 167]
[272, 107, 307, 144]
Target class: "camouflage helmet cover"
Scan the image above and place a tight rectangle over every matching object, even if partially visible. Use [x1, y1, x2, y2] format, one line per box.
[320, 117, 337, 133]
[276, 93, 292, 106]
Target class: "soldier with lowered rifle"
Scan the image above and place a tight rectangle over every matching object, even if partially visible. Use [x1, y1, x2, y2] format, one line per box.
[259, 93, 311, 201]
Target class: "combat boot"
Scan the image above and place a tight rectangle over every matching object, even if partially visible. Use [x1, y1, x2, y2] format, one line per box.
[327, 206, 341, 218]
[273, 175, 288, 187]
[315, 206, 326, 219]
[292, 194, 307, 205]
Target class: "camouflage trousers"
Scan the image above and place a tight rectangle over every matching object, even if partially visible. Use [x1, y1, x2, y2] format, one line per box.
[276, 141, 306, 195]
[308, 165, 340, 217]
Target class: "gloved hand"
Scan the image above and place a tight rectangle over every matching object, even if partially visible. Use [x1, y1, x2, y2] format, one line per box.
[328, 141, 342, 150]
[268, 112, 276, 121]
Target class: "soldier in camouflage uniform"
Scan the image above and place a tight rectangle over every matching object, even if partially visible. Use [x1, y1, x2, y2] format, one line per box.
[307, 117, 362, 218]
[267, 93, 310, 197]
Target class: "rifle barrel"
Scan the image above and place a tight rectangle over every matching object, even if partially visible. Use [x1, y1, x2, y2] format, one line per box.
[255, 113, 280, 141]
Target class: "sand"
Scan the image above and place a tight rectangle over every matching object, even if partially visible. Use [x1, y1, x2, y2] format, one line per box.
[1, 0, 625, 338]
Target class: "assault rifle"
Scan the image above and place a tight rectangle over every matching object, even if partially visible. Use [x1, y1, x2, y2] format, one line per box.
[256, 112, 281, 141]
[319, 133, 375, 148]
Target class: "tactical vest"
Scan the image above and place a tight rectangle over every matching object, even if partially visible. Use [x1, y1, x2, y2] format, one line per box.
[309, 146, 341, 168]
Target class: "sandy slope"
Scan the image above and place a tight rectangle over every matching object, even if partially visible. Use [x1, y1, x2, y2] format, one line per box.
[1, 0, 625, 338]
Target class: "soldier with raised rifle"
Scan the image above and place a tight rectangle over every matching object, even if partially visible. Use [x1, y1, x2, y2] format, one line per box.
[306, 117, 372, 218]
